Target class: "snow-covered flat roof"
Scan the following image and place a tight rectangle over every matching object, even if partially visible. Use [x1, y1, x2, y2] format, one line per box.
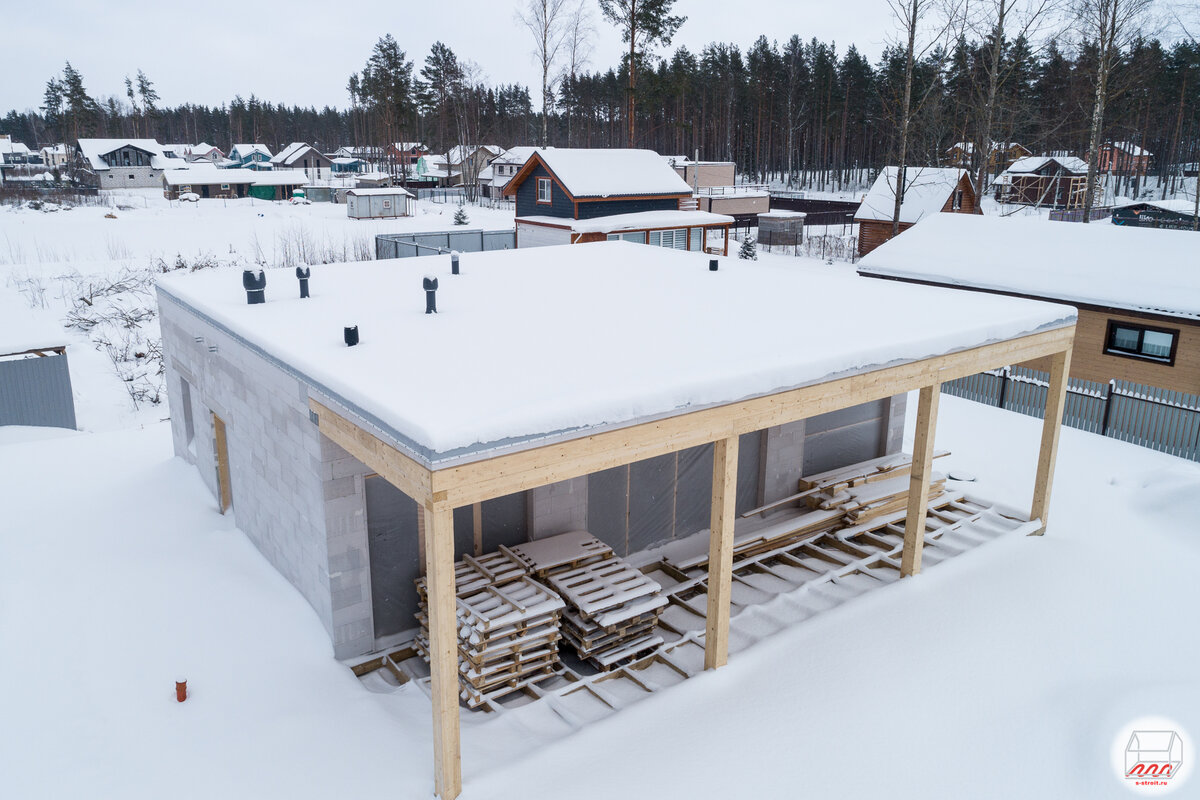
[248, 170, 308, 186]
[163, 167, 259, 185]
[534, 149, 694, 198]
[857, 214, 1200, 320]
[1005, 155, 1089, 175]
[0, 287, 67, 355]
[518, 210, 734, 234]
[346, 187, 413, 197]
[158, 241, 1073, 462]
[854, 167, 966, 224]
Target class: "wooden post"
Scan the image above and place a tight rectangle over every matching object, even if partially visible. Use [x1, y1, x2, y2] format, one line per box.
[705, 435, 739, 670]
[1030, 347, 1073, 535]
[901, 384, 940, 577]
[212, 413, 233, 514]
[472, 502, 483, 556]
[424, 503, 461, 800]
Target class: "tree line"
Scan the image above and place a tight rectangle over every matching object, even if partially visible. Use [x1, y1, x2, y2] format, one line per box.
[2, 3, 1197, 201]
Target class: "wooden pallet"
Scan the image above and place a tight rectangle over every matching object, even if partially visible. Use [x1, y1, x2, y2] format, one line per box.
[414, 546, 529, 598]
[509, 531, 614, 578]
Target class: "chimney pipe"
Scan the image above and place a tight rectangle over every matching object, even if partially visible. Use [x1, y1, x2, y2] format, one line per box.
[344, 326, 359, 347]
[450, 251, 460, 275]
[423, 276, 439, 314]
[242, 269, 266, 304]
[709, 259, 719, 271]
[296, 266, 311, 298]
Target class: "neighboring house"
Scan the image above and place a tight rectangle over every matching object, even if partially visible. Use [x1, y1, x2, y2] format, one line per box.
[666, 157, 737, 190]
[386, 142, 429, 168]
[187, 143, 225, 163]
[504, 148, 734, 253]
[1095, 142, 1152, 177]
[76, 139, 173, 188]
[331, 157, 364, 174]
[160, 144, 193, 161]
[271, 142, 333, 182]
[663, 156, 769, 219]
[478, 145, 543, 198]
[994, 156, 1092, 209]
[944, 141, 1031, 172]
[345, 187, 414, 219]
[39, 144, 69, 168]
[857, 213, 1200, 396]
[157, 239, 1075, 799]
[854, 167, 977, 256]
[1111, 200, 1199, 229]
[422, 144, 502, 187]
[0, 135, 34, 164]
[0, 287, 77, 430]
[162, 167, 307, 201]
[228, 144, 274, 170]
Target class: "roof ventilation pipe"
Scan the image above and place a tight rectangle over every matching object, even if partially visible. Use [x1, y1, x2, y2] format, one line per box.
[451, 251, 460, 275]
[709, 259, 719, 271]
[344, 326, 359, 346]
[423, 276, 439, 314]
[296, 266, 311, 298]
[243, 269, 266, 304]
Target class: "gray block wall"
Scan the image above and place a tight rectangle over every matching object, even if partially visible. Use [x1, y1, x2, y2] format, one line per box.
[528, 477, 588, 539]
[160, 296, 335, 649]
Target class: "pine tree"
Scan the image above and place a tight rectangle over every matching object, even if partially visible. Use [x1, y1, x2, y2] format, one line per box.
[598, 0, 687, 146]
[453, 205, 469, 225]
[738, 235, 757, 260]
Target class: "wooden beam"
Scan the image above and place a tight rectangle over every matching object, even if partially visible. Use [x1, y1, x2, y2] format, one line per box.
[1030, 346, 1073, 534]
[424, 503, 462, 799]
[901, 384, 940, 577]
[430, 325, 1075, 508]
[212, 413, 233, 514]
[309, 398, 433, 505]
[472, 502, 483, 556]
[705, 436, 739, 670]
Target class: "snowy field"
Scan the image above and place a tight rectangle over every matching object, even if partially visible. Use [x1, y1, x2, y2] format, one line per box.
[2, 393, 1197, 798]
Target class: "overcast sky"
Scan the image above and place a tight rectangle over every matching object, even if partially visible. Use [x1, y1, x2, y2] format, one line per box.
[0, 0, 903, 114]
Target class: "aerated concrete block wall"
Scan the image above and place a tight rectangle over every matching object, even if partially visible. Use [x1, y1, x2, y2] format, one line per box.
[528, 477, 588, 539]
[160, 294, 335, 648]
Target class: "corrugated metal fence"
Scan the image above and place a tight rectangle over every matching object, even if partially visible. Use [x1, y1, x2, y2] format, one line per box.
[0, 352, 77, 429]
[376, 229, 516, 259]
[1047, 206, 1113, 222]
[943, 365, 1200, 461]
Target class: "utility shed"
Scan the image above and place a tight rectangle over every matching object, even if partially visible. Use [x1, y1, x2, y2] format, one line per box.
[346, 187, 414, 219]
[157, 241, 1076, 799]
[0, 288, 76, 429]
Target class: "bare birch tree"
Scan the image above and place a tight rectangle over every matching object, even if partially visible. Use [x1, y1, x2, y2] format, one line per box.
[558, 0, 594, 146]
[517, 0, 570, 147]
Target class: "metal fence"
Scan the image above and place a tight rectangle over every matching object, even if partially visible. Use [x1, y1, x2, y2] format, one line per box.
[0, 352, 77, 429]
[376, 229, 516, 259]
[1048, 206, 1113, 222]
[943, 365, 1200, 461]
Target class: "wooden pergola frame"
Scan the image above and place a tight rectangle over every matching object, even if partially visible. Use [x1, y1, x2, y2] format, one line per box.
[309, 323, 1074, 799]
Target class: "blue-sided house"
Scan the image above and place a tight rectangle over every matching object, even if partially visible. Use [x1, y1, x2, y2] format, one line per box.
[503, 148, 733, 254]
[228, 144, 274, 170]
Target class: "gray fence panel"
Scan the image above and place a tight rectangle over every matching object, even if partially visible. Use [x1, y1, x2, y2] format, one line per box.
[482, 230, 516, 251]
[0, 353, 77, 429]
[942, 367, 1200, 462]
[376, 229, 517, 260]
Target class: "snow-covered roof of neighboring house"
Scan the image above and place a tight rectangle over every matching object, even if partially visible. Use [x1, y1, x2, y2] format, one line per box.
[946, 141, 1027, 154]
[191, 142, 221, 156]
[0, 139, 31, 156]
[854, 167, 968, 224]
[39, 144, 68, 156]
[346, 187, 414, 197]
[1106, 141, 1151, 157]
[1004, 156, 1089, 175]
[272, 142, 324, 165]
[392, 142, 428, 152]
[519, 210, 734, 234]
[77, 139, 170, 171]
[161, 144, 193, 157]
[857, 213, 1200, 320]
[0, 286, 67, 355]
[1115, 198, 1197, 214]
[231, 144, 272, 159]
[445, 145, 502, 165]
[247, 169, 308, 186]
[331, 157, 362, 165]
[157, 240, 1073, 460]
[512, 149, 694, 199]
[163, 167, 260, 185]
[491, 146, 544, 166]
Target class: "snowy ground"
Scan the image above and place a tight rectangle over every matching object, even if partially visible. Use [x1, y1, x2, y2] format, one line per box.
[2, 392, 1197, 798]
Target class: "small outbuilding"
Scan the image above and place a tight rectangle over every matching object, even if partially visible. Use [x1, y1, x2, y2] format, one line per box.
[854, 167, 978, 256]
[1112, 199, 1198, 229]
[995, 156, 1092, 209]
[0, 288, 76, 430]
[346, 187, 415, 219]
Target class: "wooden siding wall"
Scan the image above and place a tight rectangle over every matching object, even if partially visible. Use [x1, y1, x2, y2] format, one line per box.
[513, 162, 575, 218]
[858, 220, 913, 255]
[1023, 308, 1200, 394]
[576, 196, 679, 219]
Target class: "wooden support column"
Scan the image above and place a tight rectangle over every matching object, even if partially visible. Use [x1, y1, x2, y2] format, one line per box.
[423, 503, 462, 800]
[472, 502, 483, 556]
[901, 384, 940, 577]
[1030, 347, 1073, 535]
[704, 435, 739, 670]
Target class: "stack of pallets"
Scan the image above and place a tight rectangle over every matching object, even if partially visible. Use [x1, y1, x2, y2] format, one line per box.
[805, 471, 947, 526]
[414, 548, 567, 708]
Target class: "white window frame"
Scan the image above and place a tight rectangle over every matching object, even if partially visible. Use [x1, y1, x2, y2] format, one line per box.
[537, 177, 551, 204]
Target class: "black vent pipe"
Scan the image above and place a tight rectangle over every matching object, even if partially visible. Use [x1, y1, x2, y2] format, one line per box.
[296, 266, 311, 298]
[423, 276, 438, 314]
[243, 269, 267, 304]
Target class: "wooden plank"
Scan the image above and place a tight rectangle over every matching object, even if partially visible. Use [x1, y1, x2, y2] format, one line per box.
[212, 413, 233, 514]
[430, 325, 1075, 508]
[309, 398, 433, 505]
[423, 503, 461, 800]
[901, 385, 941, 577]
[705, 436, 739, 670]
[1030, 346, 1073, 534]
[472, 502, 483, 556]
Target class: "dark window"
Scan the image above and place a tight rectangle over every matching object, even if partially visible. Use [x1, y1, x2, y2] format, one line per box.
[1104, 320, 1178, 365]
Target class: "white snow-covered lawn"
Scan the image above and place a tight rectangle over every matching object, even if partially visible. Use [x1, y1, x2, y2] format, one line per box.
[2, 393, 1197, 799]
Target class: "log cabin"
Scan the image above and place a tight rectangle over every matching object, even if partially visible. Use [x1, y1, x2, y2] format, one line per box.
[854, 167, 979, 256]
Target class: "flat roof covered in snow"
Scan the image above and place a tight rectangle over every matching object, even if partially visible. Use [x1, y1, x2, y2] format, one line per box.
[857, 214, 1200, 320]
[157, 241, 1073, 463]
[518, 210, 734, 234]
[0, 287, 67, 355]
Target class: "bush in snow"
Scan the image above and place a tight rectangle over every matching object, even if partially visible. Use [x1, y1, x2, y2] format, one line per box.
[738, 235, 758, 260]
[453, 205, 469, 226]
